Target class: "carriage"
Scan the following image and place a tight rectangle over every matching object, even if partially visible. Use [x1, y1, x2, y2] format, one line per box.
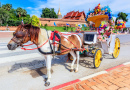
[69, 31, 120, 68]
[69, 15, 120, 68]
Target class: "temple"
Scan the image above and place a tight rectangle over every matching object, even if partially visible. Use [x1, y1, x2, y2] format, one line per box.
[63, 11, 86, 20]
[40, 9, 86, 27]
[57, 4, 62, 19]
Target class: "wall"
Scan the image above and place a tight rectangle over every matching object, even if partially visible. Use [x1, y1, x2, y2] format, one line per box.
[39, 18, 87, 27]
[0, 18, 87, 31]
[0, 26, 18, 31]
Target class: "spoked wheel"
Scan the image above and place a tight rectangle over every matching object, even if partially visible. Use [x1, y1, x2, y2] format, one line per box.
[93, 49, 102, 68]
[112, 38, 120, 59]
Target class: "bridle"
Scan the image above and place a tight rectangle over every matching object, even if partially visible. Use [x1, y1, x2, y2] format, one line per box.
[11, 28, 30, 47]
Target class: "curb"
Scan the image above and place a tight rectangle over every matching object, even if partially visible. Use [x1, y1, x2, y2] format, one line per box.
[47, 61, 130, 90]
[0, 31, 14, 32]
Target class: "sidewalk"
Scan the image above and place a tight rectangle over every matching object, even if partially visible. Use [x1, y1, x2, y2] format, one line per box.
[55, 64, 130, 90]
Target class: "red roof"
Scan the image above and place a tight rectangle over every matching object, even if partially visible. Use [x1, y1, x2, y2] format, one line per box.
[64, 11, 74, 17]
[64, 11, 86, 20]
[65, 17, 70, 19]
[72, 11, 79, 17]
[75, 17, 80, 20]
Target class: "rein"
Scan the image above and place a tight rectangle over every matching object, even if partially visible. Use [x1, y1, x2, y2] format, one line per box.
[21, 30, 83, 52]
[21, 38, 49, 50]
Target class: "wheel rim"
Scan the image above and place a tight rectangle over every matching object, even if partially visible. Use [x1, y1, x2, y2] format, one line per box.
[70, 55, 73, 60]
[113, 38, 120, 58]
[95, 50, 102, 68]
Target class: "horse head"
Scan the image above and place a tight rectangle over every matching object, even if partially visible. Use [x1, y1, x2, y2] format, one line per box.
[7, 23, 40, 50]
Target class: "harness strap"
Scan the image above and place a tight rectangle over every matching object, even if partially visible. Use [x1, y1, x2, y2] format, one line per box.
[46, 30, 53, 53]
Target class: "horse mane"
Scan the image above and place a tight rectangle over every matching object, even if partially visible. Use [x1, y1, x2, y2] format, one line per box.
[18, 24, 40, 44]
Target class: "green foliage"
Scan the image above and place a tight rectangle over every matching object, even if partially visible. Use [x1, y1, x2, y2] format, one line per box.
[116, 12, 128, 24]
[123, 28, 127, 31]
[16, 7, 27, 17]
[41, 8, 58, 18]
[29, 15, 39, 27]
[2, 4, 12, 11]
[40, 24, 44, 28]
[0, 3, 30, 26]
[44, 24, 48, 29]
[0, 8, 10, 26]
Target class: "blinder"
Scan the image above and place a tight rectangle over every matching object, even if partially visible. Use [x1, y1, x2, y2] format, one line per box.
[15, 31, 25, 38]
[12, 30, 29, 47]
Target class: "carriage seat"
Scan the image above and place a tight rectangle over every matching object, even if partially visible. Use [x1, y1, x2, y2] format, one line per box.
[84, 32, 98, 45]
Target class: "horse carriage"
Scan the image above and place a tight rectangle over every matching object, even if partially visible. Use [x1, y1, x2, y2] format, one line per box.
[69, 31, 120, 68]
[7, 15, 120, 86]
[70, 15, 120, 68]
[69, 15, 120, 68]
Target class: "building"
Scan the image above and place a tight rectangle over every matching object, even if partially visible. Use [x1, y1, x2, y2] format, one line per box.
[57, 5, 62, 19]
[39, 9, 87, 27]
[63, 11, 86, 20]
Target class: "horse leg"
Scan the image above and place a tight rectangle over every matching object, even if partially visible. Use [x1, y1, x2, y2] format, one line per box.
[75, 51, 80, 72]
[44, 55, 52, 86]
[70, 51, 76, 72]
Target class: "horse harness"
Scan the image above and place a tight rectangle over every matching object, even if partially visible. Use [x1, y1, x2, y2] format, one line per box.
[11, 30, 29, 47]
[38, 30, 62, 55]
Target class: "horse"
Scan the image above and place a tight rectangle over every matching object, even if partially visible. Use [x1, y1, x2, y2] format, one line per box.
[7, 23, 82, 86]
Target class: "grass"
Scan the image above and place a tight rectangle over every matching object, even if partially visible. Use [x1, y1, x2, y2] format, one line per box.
[40, 26, 90, 32]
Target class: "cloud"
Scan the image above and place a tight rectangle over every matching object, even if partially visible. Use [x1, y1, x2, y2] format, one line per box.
[27, 0, 130, 19]
[26, 7, 33, 10]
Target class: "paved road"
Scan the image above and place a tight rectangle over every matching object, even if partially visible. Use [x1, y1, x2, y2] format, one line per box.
[0, 34, 130, 90]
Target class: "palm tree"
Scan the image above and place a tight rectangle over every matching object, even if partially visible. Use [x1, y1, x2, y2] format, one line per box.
[2, 4, 12, 11]
[22, 9, 27, 16]
[16, 7, 23, 17]
[115, 12, 128, 24]
[16, 7, 27, 17]
[6, 4, 12, 11]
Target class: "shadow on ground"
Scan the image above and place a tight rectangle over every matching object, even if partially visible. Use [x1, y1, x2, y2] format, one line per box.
[8, 54, 96, 78]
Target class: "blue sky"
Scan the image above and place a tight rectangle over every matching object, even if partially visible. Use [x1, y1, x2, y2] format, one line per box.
[1, 0, 130, 26]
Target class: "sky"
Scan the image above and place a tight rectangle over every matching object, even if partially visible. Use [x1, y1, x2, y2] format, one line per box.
[1, 0, 130, 26]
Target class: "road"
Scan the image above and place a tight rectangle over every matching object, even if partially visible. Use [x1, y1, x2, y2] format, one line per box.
[0, 34, 130, 90]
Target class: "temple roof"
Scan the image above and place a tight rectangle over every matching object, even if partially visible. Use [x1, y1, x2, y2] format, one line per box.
[64, 11, 86, 20]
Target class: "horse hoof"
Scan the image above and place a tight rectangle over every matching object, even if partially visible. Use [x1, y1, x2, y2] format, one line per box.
[44, 78, 48, 81]
[74, 69, 78, 73]
[70, 69, 73, 72]
[45, 82, 50, 86]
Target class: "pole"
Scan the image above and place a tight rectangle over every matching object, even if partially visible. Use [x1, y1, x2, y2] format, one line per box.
[65, 26, 67, 31]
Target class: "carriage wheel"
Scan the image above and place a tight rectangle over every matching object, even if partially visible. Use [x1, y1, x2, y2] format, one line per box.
[69, 55, 74, 60]
[93, 49, 102, 68]
[112, 38, 120, 59]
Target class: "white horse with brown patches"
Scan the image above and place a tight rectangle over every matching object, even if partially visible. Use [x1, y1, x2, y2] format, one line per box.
[7, 24, 82, 86]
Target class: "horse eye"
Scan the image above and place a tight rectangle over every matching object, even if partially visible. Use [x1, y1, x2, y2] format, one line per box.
[15, 31, 25, 38]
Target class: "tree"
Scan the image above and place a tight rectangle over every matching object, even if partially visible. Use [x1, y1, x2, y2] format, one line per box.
[16, 7, 27, 17]
[2, 4, 12, 11]
[41, 8, 58, 18]
[29, 15, 39, 27]
[116, 12, 128, 24]
[0, 8, 10, 26]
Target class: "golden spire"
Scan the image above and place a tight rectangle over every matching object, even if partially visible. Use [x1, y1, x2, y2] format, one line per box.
[57, 3, 61, 15]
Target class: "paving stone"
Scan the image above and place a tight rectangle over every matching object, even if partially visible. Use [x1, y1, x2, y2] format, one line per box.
[91, 86, 100, 90]
[107, 85, 119, 90]
[118, 87, 130, 90]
